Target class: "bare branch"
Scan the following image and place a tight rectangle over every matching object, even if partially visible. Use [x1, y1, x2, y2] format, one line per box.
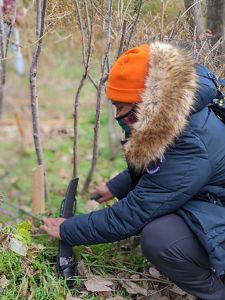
[88, 73, 98, 89]
[127, 0, 143, 48]
[117, 19, 127, 58]
[73, 0, 86, 68]
[101, 0, 112, 74]
[73, 74, 86, 178]
[82, 80, 104, 191]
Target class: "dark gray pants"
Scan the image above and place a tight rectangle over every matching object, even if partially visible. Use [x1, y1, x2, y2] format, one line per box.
[140, 213, 225, 300]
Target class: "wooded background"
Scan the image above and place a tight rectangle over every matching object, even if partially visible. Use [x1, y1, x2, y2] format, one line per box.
[0, 1, 225, 299]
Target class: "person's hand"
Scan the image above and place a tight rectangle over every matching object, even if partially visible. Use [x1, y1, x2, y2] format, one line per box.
[91, 182, 113, 203]
[40, 217, 66, 239]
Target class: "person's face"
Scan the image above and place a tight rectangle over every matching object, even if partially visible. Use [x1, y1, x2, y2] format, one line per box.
[111, 102, 135, 118]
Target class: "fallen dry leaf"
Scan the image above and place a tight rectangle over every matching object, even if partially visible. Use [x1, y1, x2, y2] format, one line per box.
[147, 292, 169, 300]
[9, 238, 27, 256]
[84, 276, 114, 292]
[98, 291, 112, 298]
[77, 259, 88, 276]
[121, 280, 147, 296]
[0, 275, 9, 288]
[170, 284, 186, 295]
[66, 296, 82, 300]
[149, 266, 161, 278]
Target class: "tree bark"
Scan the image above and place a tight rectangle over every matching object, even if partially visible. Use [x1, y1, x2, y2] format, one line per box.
[207, 0, 225, 49]
[184, 0, 205, 38]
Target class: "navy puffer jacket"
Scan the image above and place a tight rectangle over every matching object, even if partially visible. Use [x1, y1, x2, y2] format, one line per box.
[60, 42, 225, 275]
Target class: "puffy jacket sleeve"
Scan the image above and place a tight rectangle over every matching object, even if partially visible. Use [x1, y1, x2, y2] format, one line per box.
[107, 169, 136, 200]
[60, 133, 212, 246]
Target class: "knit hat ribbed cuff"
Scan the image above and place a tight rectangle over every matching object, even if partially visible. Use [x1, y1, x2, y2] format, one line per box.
[106, 85, 144, 103]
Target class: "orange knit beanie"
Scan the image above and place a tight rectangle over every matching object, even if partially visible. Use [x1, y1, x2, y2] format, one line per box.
[106, 44, 150, 103]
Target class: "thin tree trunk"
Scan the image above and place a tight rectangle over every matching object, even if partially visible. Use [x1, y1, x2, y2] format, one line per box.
[73, 0, 93, 178]
[0, 4, 6, 119]
[184, 0, 205, 38]
[83, 81, 104, 191]
[82, 0, 112, 192]
[207, 0, 225, 50]
[0, 0, 17, 117]
[30, 0, 48, 198]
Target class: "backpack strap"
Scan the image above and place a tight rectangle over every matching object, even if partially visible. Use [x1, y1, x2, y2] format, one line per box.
[196, 65, 225, 123]
[206, 71, 225, 88]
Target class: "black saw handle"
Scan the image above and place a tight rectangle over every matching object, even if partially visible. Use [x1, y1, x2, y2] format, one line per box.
[57, 177, 79, 289]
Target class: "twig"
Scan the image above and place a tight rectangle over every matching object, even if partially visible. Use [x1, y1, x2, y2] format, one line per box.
[180, 0, 203, 20]
[73, 0, 86, 67]
[71, 275, 171, 284]
[85, 260, 166, 279]
[4, 201, 43, 220]
[117, 19, 127, 58]
[88, 73, 97, 89]
[168, 11, 181, 40]
[126, 0, 143, 48]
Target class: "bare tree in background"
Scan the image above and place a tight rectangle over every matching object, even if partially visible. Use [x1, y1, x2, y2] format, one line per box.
[0, 5, 6, 119]
[0, 0, 17, 119]
[184, 0, 205, 38]
[71, 0, 144, 191]
[30, 0, 48, 198]
[75, 0, 113, 192]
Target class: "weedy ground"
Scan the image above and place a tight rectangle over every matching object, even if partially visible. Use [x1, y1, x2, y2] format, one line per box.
[0, 42, 193, 300]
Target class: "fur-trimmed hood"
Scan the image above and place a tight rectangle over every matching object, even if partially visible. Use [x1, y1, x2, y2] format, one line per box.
[124, 42, 198, 172]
